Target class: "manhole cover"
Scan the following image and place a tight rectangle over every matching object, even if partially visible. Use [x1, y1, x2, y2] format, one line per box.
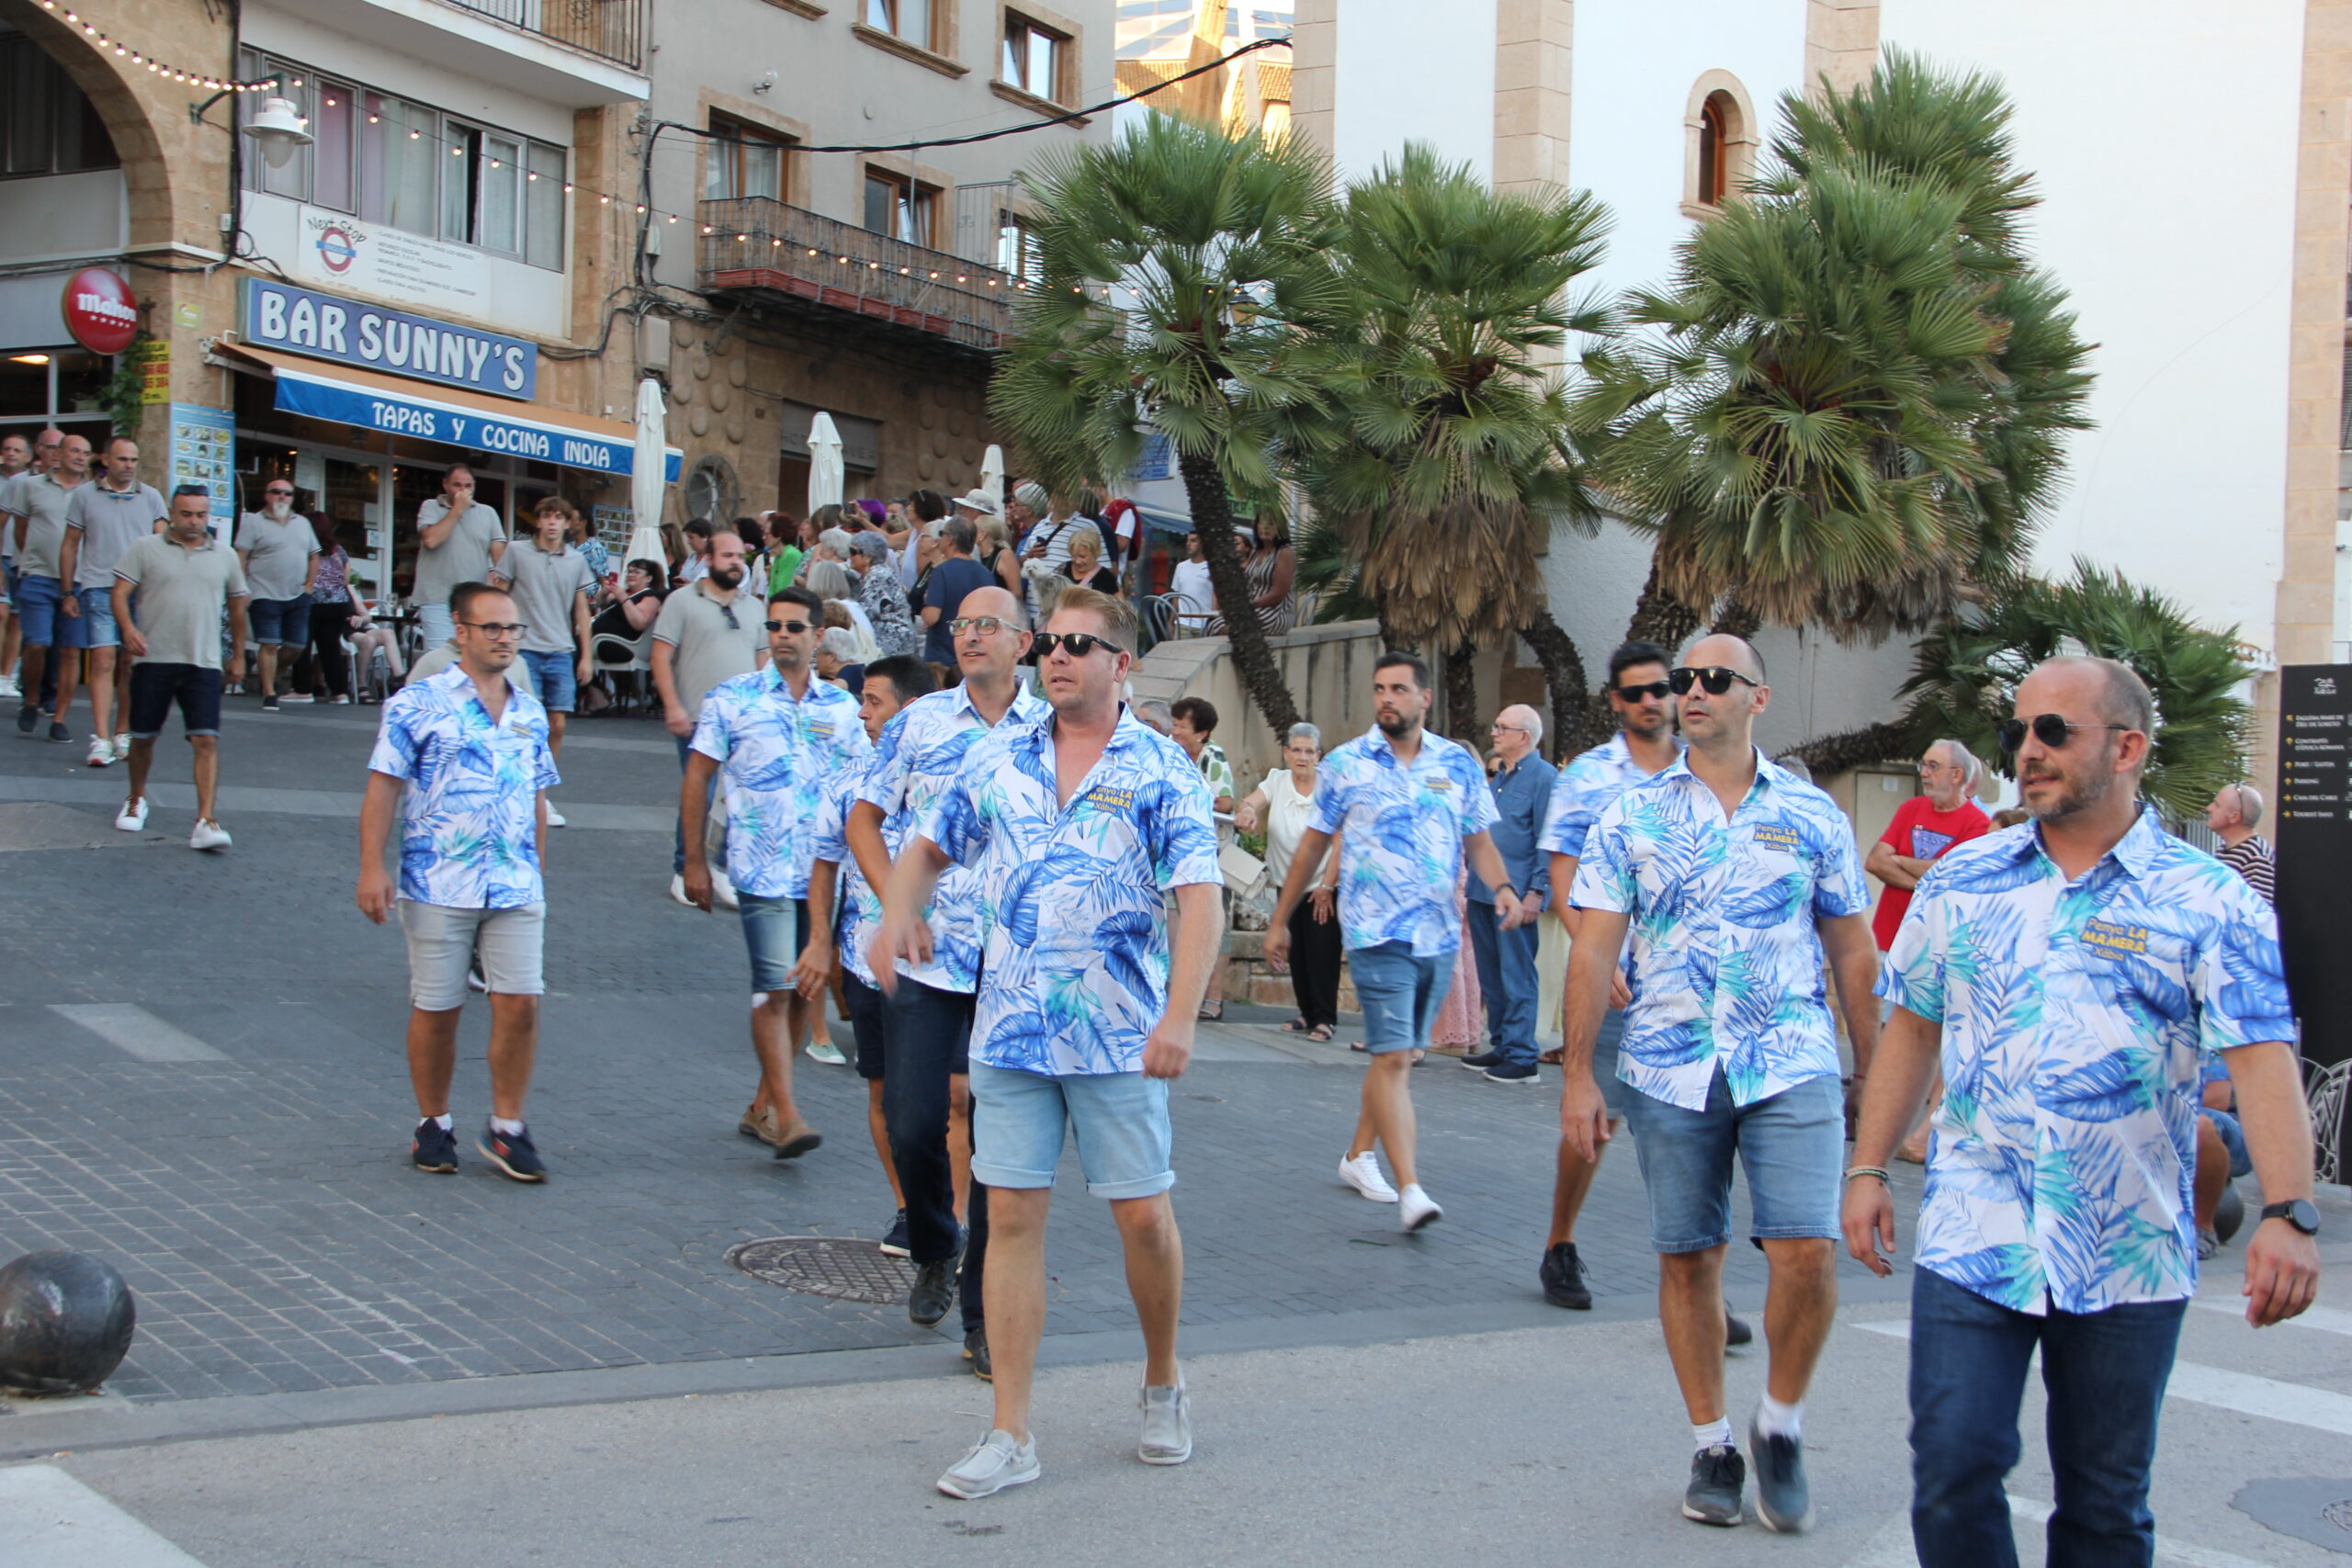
[726, 1236, 915, 1304]
[2234, 1477, 2352, 1554]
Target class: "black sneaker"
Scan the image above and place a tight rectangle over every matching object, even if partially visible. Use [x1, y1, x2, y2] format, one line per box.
[1460, 1050, 1507, 1071]
[15, 704, 36, 735]
[909, 1253, 959, 1326]
[879, 1208, 911, 1258]
[45, 720, 67, 742]
[964, 1326, 992, 1382]
[1748, 1416, 1813, 1533]
[1725, 1305, 1753, 1347]
[1539, 1241, 1592, 1309]
[411, 1119, 458, 1173]
[478, 1122, 548, 1182]
[1683, 1444, 1746, 1527]
[261, 694, 280, 712]
[1484, 1061, 1540, 1084]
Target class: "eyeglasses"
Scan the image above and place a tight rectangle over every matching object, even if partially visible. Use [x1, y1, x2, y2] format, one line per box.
[265, 487, 294, 497]
[1668, 666, 1760, 696]
[1033, 631, 1114, 660]
[949, 615, 1012, 636]
[1611, 680, 1673, 702]
[459, 621, 527, 639]
[763, 619, 815, 635]
[1489, 721, 1530, 734]
[1997, 714, 2133, 753]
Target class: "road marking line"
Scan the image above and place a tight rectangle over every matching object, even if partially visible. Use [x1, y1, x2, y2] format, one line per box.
[1842, 1498, 2278, 1567]
[2192, 1297, 2352, 1337]
[1859, 1317, 2352, 1436]
[0, 1463, 210, 1567]
[49, 1004, 227, 1063]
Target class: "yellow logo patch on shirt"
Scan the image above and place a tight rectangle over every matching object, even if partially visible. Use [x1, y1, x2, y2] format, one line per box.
[1752, 824, 1801, 852]
[2082, 918, 2150, 957]
[1082, 784, 1136, 814]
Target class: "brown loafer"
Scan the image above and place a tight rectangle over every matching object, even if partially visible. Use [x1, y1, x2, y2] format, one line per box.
[771, 1118, 823, 1160]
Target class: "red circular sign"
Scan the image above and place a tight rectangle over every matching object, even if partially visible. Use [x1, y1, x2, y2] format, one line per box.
[61, 267, 138, 355]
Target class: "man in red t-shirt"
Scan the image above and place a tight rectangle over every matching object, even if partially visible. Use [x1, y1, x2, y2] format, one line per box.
[1866, 739, 1991, 952]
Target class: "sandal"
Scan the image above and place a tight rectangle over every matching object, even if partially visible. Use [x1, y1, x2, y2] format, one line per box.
[1307, 1024, 1335, 1043]
[1281, 1017, 1313, 1034]
[1197, 1002, 1224, 1021]
[1537, 1046, 1565, 1066]
[1349, 1040, 1368, 1053]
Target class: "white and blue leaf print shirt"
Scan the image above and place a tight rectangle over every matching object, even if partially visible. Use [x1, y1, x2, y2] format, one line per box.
[1310, 727, 1499, 956]
[1879, 807, 2293, 1315]
[1570, 750, 1869, 1112]
[368, 666, 559, 909]
[1537, 730, 1685, 863]
[689, 667, 869, 900]
[856, 682, 1049, 993]
[921, 707, 1221, 1077]
[811, 762, 883, 988]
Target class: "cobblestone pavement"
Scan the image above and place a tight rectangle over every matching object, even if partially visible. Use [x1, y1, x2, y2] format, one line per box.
[0, 699, 1912, 1406]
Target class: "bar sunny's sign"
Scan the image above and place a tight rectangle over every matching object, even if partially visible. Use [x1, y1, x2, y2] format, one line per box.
[240, 279, 537, 401]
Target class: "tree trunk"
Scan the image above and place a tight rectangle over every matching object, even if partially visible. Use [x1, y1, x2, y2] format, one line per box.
[1178, 447, 1300, 737]
[1444, 637, 1480, 747]
[1521, 606, 1590, 762]
[1625, 550, 1703, 651]
[1376, 606, 1415, 658]
[1712, 595, 1762, 640]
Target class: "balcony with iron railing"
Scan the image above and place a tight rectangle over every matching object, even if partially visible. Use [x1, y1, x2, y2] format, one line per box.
[437, 0, 648, 69]
[697, 197, 1020, 355]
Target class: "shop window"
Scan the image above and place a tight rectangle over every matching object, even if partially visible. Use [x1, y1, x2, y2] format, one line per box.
[865, 168, 937, 246]
[706, 116, 794, 204]
[0, 347, 113, 436]
[1001, 13, 1066, 103]
[865, 0, 933, 49]
[1, 33, 120, 177]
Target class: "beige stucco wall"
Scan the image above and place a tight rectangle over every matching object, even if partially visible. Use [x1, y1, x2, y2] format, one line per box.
[1130, 619, 1387, 785]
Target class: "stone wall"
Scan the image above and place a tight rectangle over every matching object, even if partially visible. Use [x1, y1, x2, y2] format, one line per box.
[1129, 618, 1388, 786]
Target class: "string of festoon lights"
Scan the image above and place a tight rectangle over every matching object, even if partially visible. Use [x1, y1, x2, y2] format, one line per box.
[35, 0, 277, 93]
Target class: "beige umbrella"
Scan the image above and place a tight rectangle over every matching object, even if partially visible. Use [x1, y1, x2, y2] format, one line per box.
[807, 412, 845, 513]
[980, 444, 1005, 513]
[626, 377, 670, 570]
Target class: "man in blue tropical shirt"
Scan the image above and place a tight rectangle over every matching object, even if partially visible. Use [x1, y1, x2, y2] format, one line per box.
[358, 581, 559, 1183]
[877, 587, 1221, 1501]
[1564, 633, 1881, 1533]
[681, 583, 870, 1165]
[1847, 655, 2318, 1568]
[1266, 651, 1528, 1235]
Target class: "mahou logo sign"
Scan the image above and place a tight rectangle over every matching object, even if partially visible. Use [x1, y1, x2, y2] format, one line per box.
[62, 268, 138, 355]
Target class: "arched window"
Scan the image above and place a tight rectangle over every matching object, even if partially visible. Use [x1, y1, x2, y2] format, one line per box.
[1698, 95, 1731, 207]
[1683, 72, 1758, 219]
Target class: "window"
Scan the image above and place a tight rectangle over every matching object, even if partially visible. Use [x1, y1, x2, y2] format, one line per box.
[1682, 74, 1755, 218]
[0, 348, 114, 432]
[1002, 13, 1065, 101]
[706, 116, 793, 204]
[864, 169, 937, 246]
[864, 0, 933, 47]
[1697, 96, 1729, 208]
[996, 209, 1041, 282]
[1, 33, 120, 177]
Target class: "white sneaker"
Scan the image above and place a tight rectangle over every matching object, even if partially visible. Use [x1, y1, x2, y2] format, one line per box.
[333, 694, 352, 705]
[113, 731, 130, 755]
[114, 796, 148, 832]
[712, 869, 741, 910]
[670, 874, 695, 908]
[279, 692, 313, 704]
[0, 675, 17, 698]
[85, 735, 113, 767]
[1398, 1183, 1443, 1233]
[1139, 1382, 1193, 1464]
[937, 1429, 1040, 1499]
[807, 1040, 847, 1066]
[544, 804, 568, 828]
[189, 819, 232, 852]
[1338, 1151, 1398, 1203]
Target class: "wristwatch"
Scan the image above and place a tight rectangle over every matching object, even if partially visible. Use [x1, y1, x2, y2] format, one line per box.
[2260, 1198, 2322, 1235]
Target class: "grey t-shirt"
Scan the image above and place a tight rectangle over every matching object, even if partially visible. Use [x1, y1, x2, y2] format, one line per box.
[494, 540, 596, 655]
[115, 534, 249, 669]
[413, 498, 506, 606]
[232, 512, 319, 602]
[3, 471, 85, 580]
[66, 480, 168, 589]
[650, 580, 765, 718]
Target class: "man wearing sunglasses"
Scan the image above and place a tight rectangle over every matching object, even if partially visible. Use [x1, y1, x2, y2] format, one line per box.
[849, 585, 1048, 1377]
[357, 581, 558, 1182]
[1848, 656, 2316, 1567]
[879, 588, 1220, 1499]
[233, 476, 321, 712]
[679, 584, 870, 1165]
[1564, 634, 1878, 1533]
[651, 525, 766, 908]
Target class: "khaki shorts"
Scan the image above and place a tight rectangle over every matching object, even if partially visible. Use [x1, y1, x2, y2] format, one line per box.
[400, 900, 546, 1011]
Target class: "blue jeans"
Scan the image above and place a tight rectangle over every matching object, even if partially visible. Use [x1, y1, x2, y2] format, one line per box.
[1465, 897, 1540, 1065]
[1909, 1265, 2186, 1568]
[1350, 940, 1453, 1053]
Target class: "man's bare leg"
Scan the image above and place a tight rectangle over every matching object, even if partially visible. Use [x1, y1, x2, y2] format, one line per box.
[867, 1078, 905, 1206]
[983, 1185, 1052, 1440]
[189, 735, 221, 825]
[123, 736, 155, 810]
[1659, 1246, 1731, 1425]
[1361, 1050, 1419, 1188]
[1547, 1136, 1604, 1247]
[950, 1073, 972, 1222]
[406, 1007, 466, 1117]
[1111, 1192, 1183, 1386]
[85, 646, 114, 741]
[484, 992, 540, 1123]
[1758, 1237, 1838, 1407]
[749, 992, 801, 1125]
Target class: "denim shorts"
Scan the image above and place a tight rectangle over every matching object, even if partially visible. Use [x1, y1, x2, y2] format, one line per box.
[399, 900, 545, 1011]
[14, 572, 62, 646]
[517, 648, 578, 713]
[1618, 1068, 1843, 1253]
[968, 1060, 1174, 1199]
[249, 593, 311, 647]
[1351, 940, 1454, 1054]
[60, 585, 118, 649]
[127, 663, 223, 739]
[738, 892, 809, 994]
[2201, 1107, 2253, 1179]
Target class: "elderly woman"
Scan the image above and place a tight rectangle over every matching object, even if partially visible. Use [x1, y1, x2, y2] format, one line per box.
[1237, 722, 1343, 1041]
[815, 626, 866, 696]
[1053, 523, 1120, 605]
[849, 530, 921, 658]
[808, 562, 879, 653]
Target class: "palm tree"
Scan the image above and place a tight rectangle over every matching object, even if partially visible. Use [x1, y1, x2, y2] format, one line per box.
[1302, 144, 1615, 750]
[989, 116, 1346, 735]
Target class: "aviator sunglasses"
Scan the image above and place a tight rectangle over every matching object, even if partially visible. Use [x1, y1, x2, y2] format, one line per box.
[1668, 666, 1760, 697]
[1997, 714, 2132, 752]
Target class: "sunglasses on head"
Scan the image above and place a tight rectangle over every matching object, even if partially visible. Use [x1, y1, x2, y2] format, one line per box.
[1668, 666, 1760, 696]
[1033, 631, 1114, 660]
[1997, 714, 2132, 753]
[763, 618, 815, 635]
[1612, 679, 1673, 702]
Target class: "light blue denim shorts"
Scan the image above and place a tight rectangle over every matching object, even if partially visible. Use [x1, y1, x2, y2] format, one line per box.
[1350, 940, 1454, 1054]
[1618, 1068, 1843, 1254]
[967, 1060, 1174, 1199]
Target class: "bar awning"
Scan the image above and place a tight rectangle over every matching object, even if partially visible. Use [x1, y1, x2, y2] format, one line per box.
[219, 341, 683, 482]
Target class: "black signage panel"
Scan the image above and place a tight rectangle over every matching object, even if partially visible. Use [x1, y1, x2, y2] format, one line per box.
[2277, 665, 2352, 1074]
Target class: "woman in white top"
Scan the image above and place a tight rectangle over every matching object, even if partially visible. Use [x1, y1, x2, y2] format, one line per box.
[1236, 721, 1344, 1041]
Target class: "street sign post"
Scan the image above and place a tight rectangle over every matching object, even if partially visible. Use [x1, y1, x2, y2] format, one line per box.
[2276, 664, 2352, 1165]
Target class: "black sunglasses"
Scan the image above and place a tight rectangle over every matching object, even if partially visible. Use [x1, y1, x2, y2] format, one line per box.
[1998, 714, 2133, 753]
[1668, 666, 1760, 696]
[1033, 631, 1114, 660]
[763, 618, 815, 635]
[717, 603, 740, 630]
[1612, 680, 1672, 702]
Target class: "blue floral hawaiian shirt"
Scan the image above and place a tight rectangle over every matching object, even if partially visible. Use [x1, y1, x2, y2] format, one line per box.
[921, 707, 1221, 1076]
[690, 667, 869, 900]
[856, 682, 1050, 993]
[1570, 750, 1870, 1111]
[1537, 730, 1686, 863]
[811, 762, 884, 988]
[368, 666, 559, 909]
[1309, 727, 1499, 956]
[1879, 807, 2293, 1315]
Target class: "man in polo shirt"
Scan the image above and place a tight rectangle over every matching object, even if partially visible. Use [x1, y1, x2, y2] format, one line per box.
[1464, 703, 1556, 1084]
[879, 588, 1220, 1500]
[1563, 634, 1880, 1533]
[357, 580, 559, 1183]
[0, 431, 31, 701]
[413, 466, 506, 647]
[491, 498, 595, 827]
[8, 428, 89, 741]
[652, 525, 765, 906]
[849, 585, 1048, 1359]
[59, 436, 165, 765]
[1848, 656, 2318, 1567]
[235, 480, 321, 711]
[679, 584, 870, 1162]
[110, 485, 249, 850]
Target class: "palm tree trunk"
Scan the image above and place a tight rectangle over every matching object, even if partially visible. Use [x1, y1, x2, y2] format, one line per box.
[1376, 606, 1415, 657]
[1520, 606, 1589, 762]
[1785, 721, 1913, 776]
[1178, 447, 1301, 737]
[1444, 636, 1480, 746]
[1712, 595, 1762, 640]
[1625, 550, 1702, 650]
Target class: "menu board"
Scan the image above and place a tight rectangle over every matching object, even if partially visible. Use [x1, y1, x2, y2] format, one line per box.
[2277, 666, 2352, 1083]
[166, 402, 236, 535]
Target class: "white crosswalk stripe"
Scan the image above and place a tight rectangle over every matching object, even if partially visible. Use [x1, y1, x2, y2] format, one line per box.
[49, 1003, 227, 1063]
[0, 1464, 210, 1567]
[2191, 1296, 2352, 1337]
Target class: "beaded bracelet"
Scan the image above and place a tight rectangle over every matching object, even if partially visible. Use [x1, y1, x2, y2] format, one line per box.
[1843, 1166, 1891, 1184]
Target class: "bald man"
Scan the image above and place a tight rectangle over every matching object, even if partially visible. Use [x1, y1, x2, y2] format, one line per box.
[1464, 703, 1556, 1083]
